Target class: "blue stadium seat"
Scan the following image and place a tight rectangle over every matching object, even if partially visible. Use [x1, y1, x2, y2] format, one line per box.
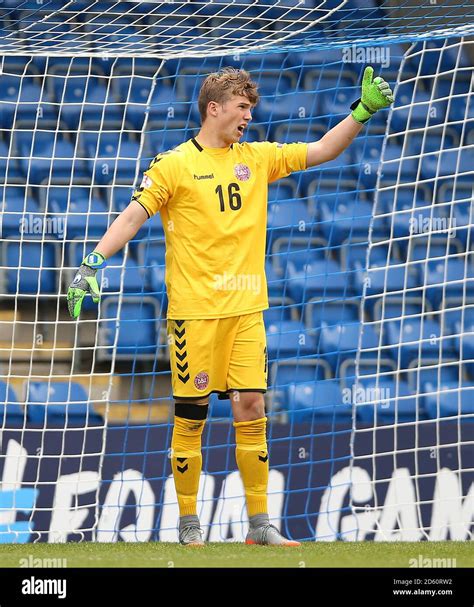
[18, 139, 85, 184]
[407, 40, 471, 77]
[53, 76, 122, 129]
[318, 321, 379, 371]
[419, 258, 474, 307]
[266, 320, 316, 360]
[3, 239, 58, 294]
[286, 259, 349, 303]
[265, 260, 287, 297]
[319, 198, 375, 245]
[421, 148, 474, 182]
[254, 91, 319, 123]
[0, 80, 56, 127]
[406, 360, 461, 391]
[307, 178, 360, 218]
[271, 236, 329, 275]
[272, 121, 325, 145]
[424, 382, 474, 419]
[0, 193, 41, 237]
[88, 140, 141, 185]
[450, 94, 474, 128]
[25, 381, 102, 426]
[377, 183, 432, 216]
[391, 90, 447, 133]
[40, 184, 94, 213]
[408, 235, 463, 262]
[267, 178, 298, 203]
[144, 121, 197, 155]
[305, 298, 359, 332]
[0, 140, 23, 182]
[269, 359, 331, 397]
[286, 380, 352, 422]
[355, 142, 418, 188]
[383, 318, 452, 368]
[54, 197, 110, 238]
[250, 70, 299, 97]
[98, 296, 161, 360]
[392, 200, 448, 240]
[303, 69, 356, 94]
[443, 303, 474, 336]
[264, 296, 297, 326]
[340, 239, 390, 273]
[101, 256, 147, 294]
[356, 379, 420, 424]
[372, 295, 426, 322]
[405, 127, 459, 157]
[114, 74, 155, 105]
[267, 199, 314, 239]
[144, 86, 196, 128]
[454, 320, 474, 374]
[224, 50, 291, 72]
[108, 185, 134, 213]
[307, 148, 355, 182]
[0, 382, 25, 425]
[351, 259, 418, 301]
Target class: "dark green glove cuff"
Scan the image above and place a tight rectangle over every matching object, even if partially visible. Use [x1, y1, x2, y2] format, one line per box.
[82, 250, 107, 270]
[350, 97, 377, 124]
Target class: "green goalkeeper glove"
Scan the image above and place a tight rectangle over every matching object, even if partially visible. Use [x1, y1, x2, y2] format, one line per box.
[350, 66, 394, 124]
[67, 251, 106, 319]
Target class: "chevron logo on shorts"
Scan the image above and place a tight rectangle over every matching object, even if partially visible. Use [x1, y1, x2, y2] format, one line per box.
[174, 320, 189, 384]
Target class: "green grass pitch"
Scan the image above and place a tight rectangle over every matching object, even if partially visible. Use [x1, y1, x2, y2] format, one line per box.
[0, 542, 472, 568]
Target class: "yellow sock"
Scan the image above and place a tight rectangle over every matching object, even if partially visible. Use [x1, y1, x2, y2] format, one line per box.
[234, 417, 269, 517]
[171, 414, 206, 517]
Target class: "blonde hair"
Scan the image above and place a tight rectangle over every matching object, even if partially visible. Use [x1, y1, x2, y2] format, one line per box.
[198, 67, 259, 124]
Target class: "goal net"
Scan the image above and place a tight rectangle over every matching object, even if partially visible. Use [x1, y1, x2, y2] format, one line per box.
[0, 0, 472, 543]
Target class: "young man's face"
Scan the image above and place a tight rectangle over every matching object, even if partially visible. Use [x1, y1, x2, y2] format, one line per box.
[211, 94, 254, 145]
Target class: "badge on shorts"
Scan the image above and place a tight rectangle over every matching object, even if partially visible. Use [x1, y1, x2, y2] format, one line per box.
[194, 371, 209, 391]
[234, 163, 251, 182]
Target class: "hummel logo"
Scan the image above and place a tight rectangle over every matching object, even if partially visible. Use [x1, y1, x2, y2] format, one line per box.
[193, 174, 214, 180]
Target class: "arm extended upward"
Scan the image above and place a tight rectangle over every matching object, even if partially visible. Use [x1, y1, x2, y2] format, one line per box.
[306, 115, 363, 167]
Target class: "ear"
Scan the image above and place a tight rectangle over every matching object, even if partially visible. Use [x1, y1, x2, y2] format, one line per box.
[207, 101, 219, 117]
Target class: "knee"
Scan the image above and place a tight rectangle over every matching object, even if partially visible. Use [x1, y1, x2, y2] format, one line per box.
[230, 391, 265, 422]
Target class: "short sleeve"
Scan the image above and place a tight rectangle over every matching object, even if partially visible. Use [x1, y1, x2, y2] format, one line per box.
[131, 154, 174, 218]
[264, 142, 308, 183]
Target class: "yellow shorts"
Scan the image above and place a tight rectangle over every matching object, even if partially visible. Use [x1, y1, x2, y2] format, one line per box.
[167, 311, 268, 400]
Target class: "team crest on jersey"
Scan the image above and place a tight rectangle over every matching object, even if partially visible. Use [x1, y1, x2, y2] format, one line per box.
[140, 174, 152, 189]
[234, 163, 251, 182]
[194, 372, 209, 391]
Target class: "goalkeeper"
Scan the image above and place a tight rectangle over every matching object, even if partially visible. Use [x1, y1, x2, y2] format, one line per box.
[68, 66, 393, 546]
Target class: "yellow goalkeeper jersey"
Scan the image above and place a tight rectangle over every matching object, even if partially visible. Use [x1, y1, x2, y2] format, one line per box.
[132, 138, 308, 319]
